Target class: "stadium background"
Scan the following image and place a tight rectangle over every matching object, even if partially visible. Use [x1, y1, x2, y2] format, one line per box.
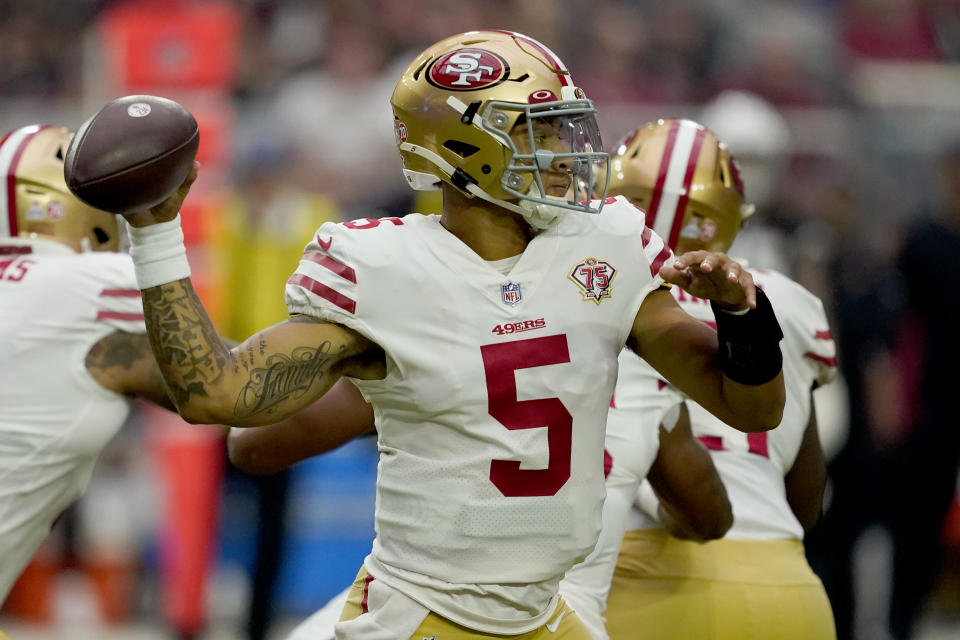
[1, 0, 959, 638]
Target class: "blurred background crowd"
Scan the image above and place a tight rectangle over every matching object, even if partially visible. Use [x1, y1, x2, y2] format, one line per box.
[1, 0, 960, 639]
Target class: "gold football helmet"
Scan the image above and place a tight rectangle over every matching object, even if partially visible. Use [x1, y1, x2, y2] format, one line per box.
[605, 118, 755, 253]
[0, 125, 120, 252]
[391, 30, 609, 228]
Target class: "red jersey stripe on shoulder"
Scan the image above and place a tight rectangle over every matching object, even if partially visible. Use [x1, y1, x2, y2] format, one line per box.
[648, 246, 672, 278]
[698, 435, 724, 451]
[100, 288, 142, 297]
[804, 351, 837, 367]
[288, 273, 356, 314]
[0, 245, 32, 255]
[97, 310, 145, 322]
[814, 330, 833, 340]
[302, 252, 357, 284]
[640, 225, 652, 248]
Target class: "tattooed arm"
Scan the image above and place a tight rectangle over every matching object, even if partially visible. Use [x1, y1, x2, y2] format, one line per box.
[228, 378, 376, 474]
[140, 278, 380, 427]
[86, 331, 176, 410]
[124, 164, 380, 427]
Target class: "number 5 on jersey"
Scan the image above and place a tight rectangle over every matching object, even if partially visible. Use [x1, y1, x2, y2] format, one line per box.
[481, 335, 573, 497]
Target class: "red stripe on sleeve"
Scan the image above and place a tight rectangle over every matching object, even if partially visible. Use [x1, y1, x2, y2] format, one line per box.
[648, 246, 672, 278]
[697, 435, 724, 451]
[644, 119, 680, 230]
[640, 225, 652, 248]
[814, 330, 833, 340]
[100, 288, 142, 297]
[804, 351, 837, 367]
[287, 273, 356, 314]
[302, 252, 357, 283]
[97, 311, 145, 322]
[747, 432, 769, 458]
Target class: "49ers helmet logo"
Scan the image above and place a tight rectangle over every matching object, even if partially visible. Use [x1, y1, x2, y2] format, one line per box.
[428, 48, 509, 91]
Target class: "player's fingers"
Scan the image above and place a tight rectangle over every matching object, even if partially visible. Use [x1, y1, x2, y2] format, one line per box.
[724, 258, 741, 284]
[698, 253, 718, 273]
[740, 270, 757, 308]
[672, 250, 709, 270]
[658, 262, 691, 288]
[175, 161, 200, 194]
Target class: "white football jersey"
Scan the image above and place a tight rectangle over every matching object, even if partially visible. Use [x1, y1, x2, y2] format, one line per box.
[560, 267, 836, 640]
[285, 198, 671, 634]
[0, 239, 145, 601]
[627, 268, 837, 539]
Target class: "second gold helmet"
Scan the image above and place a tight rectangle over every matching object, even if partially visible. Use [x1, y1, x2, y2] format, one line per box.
[606, 118, 754, 253]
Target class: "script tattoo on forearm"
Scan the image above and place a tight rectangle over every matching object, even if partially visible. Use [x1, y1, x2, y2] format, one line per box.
[234, 344, 335, 417]
[142, 281, 229, 405]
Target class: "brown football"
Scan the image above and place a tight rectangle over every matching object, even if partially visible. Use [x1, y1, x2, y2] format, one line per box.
[63, 95, 199, 215]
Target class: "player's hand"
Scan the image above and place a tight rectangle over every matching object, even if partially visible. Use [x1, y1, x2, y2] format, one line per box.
[658, 250, 756, 311]
[123, 161, 199, 228]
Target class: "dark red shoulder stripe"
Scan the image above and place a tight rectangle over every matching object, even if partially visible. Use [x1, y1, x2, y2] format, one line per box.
[288, 273, 356, 314]
[640, 225, 652, 248]
[804, 351, 837, 367]
[97, 311, 145, 322]
[648, 245, 672, 278]
[100, 288, 142, 297]
[814, 330, 832, 340]
[697, 435, 724, 451]
[302, 252, 356, 283]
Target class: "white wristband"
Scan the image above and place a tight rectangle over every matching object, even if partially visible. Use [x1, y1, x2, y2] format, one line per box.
[127, 215, 191, 289]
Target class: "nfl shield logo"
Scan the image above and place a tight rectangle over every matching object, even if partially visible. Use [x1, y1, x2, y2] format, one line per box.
[501, 282, 522, 305]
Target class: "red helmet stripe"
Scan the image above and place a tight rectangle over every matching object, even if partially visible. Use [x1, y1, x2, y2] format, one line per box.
[0, 125, 47, 238]
[645, 119, 680, 231]
[649, 120, 704, 251]
[494, 30, 573, 86]
[668, 126, 706, 249]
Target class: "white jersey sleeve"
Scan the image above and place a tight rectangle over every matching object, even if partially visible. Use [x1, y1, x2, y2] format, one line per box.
[284, 201, 672, 634]
[0, 244, 144, 601]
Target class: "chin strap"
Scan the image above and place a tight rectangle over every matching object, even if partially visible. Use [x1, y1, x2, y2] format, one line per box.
[399, 141, 566, 229]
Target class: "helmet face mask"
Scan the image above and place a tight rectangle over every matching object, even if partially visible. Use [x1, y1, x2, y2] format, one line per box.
[1, 125, 120, 252]
[391, 30, 609, 226]
[493, 104, 606, 209]
[605, 118, 753, 254]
